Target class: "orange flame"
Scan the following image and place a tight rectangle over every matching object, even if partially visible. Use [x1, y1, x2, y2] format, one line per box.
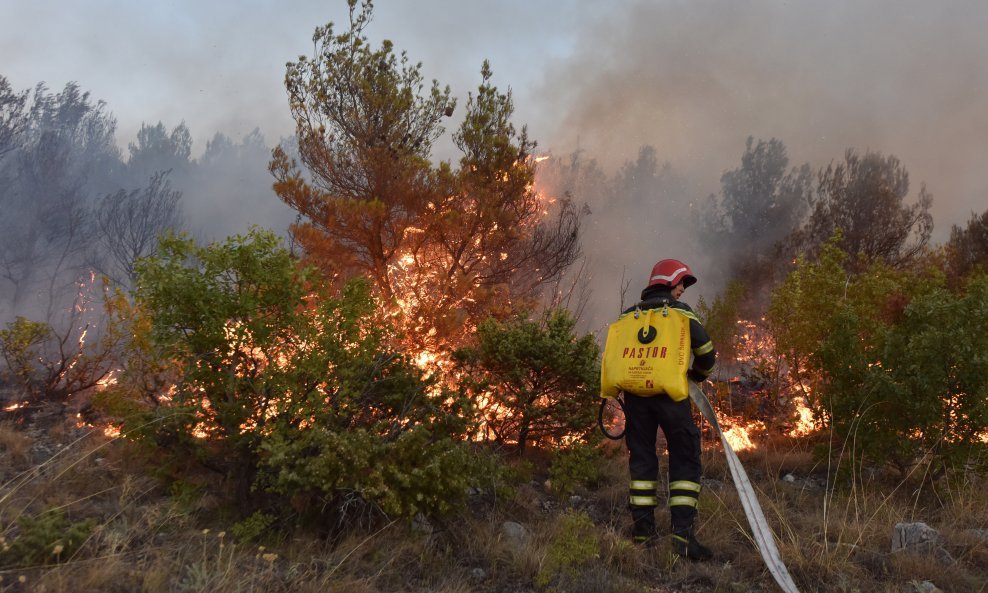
[715, 408, 765, 451]
[789, 396, 816, 437]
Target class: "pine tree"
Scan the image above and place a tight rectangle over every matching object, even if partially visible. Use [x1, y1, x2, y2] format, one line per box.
[270, 0, 583, 357]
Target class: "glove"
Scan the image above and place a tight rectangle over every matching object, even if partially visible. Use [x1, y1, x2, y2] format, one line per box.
[687, 369, 707, 384]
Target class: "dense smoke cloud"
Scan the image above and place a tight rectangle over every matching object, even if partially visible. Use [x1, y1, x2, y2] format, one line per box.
[525, 1, 988, 326]
[0, 82, 295, 324]
[3, 1, 988, 335]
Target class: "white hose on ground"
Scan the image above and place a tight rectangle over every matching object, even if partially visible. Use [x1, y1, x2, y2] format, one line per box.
[689, 381, 801, 593]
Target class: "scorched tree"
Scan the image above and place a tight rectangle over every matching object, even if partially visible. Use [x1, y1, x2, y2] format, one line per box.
[269, 0, 584, 357]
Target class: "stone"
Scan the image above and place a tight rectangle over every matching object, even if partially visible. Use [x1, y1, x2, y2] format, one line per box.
[470, 567, 487, 580]
[910, 580, 943, 593]
[411, 513, 434, 535]
[501, 521, 530, 544]
[964, 528, 988, 544]
[891, 522, 942, 554]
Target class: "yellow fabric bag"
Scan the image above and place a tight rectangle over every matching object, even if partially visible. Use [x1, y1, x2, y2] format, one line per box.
[600, 305, 692, 401]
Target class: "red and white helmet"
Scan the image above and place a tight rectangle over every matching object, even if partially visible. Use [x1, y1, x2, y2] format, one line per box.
[647, 259, 696, 289]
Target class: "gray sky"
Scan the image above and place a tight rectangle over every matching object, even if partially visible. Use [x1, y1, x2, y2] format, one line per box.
[1, 1, 595, 156]
[4, 1, 987, 252]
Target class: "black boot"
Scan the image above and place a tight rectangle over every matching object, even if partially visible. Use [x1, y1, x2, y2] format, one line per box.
[631, 514, 658, 547]
[670, 528, 713, 561]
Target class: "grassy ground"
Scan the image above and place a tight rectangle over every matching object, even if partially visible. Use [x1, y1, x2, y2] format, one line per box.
[0, 406, 985, 593]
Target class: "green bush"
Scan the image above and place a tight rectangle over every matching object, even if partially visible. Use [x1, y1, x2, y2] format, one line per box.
[548, 442, 604, 497]
[1, 508, 95, 567]
[230, 511, 276, 543]
[535, 510, 599, 590]
[111, 229, 482, 522]
[259, 423, 479, 518]
[455, 310, 599, 453]
[0, 317, 51, 395]
[0, 314, 117, 403]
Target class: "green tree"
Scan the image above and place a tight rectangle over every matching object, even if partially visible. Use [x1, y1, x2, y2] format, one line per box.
[695, 279, 745, 366]
[114, 229, 480, 519]
[455, 309, 599, 454]
[768, 234, 852, 409]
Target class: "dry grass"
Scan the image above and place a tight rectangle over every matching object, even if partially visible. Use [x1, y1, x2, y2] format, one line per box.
[0, 411, 985, 593]
[0, 423, 32, 470]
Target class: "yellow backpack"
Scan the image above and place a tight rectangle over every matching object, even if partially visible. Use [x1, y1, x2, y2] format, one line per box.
[600, 304, 693, 401]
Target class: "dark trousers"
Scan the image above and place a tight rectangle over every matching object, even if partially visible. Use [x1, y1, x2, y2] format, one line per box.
[624, 392, 702, 535]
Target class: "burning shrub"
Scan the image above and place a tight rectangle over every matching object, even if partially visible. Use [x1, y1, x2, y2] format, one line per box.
[818, 274, 988, 477]
[455, 309, 599, 454]
[770, 235, 987, 477]
[108, 229, 483, 523]
[0, 280, 120, 406]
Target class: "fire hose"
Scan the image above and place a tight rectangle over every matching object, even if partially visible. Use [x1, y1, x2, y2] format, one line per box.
[688, 381, 800, 593]
[598, 395, 625, 440]
[598, 385, 800, 592]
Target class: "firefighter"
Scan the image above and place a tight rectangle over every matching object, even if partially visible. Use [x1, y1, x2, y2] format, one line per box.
[620, 259, 715, 560]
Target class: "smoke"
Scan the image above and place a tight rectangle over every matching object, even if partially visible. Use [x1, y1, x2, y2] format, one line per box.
[4, 1, 988, 334]
[180, 129, 296, 243]
[525, 0, 988, 325]
[0, 87, 295, 326]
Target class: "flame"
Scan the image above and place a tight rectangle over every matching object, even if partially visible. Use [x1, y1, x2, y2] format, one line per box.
[70, 157, 573, 448]
[734, 317, 775, 366]
[708, 316, 823, 447]
[4, 401, 29, 412]
[723, 425, 757, 451]
[96, 370, 118, 390]
[715, 408, 765, 451]
[789, 395, 816, 437]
